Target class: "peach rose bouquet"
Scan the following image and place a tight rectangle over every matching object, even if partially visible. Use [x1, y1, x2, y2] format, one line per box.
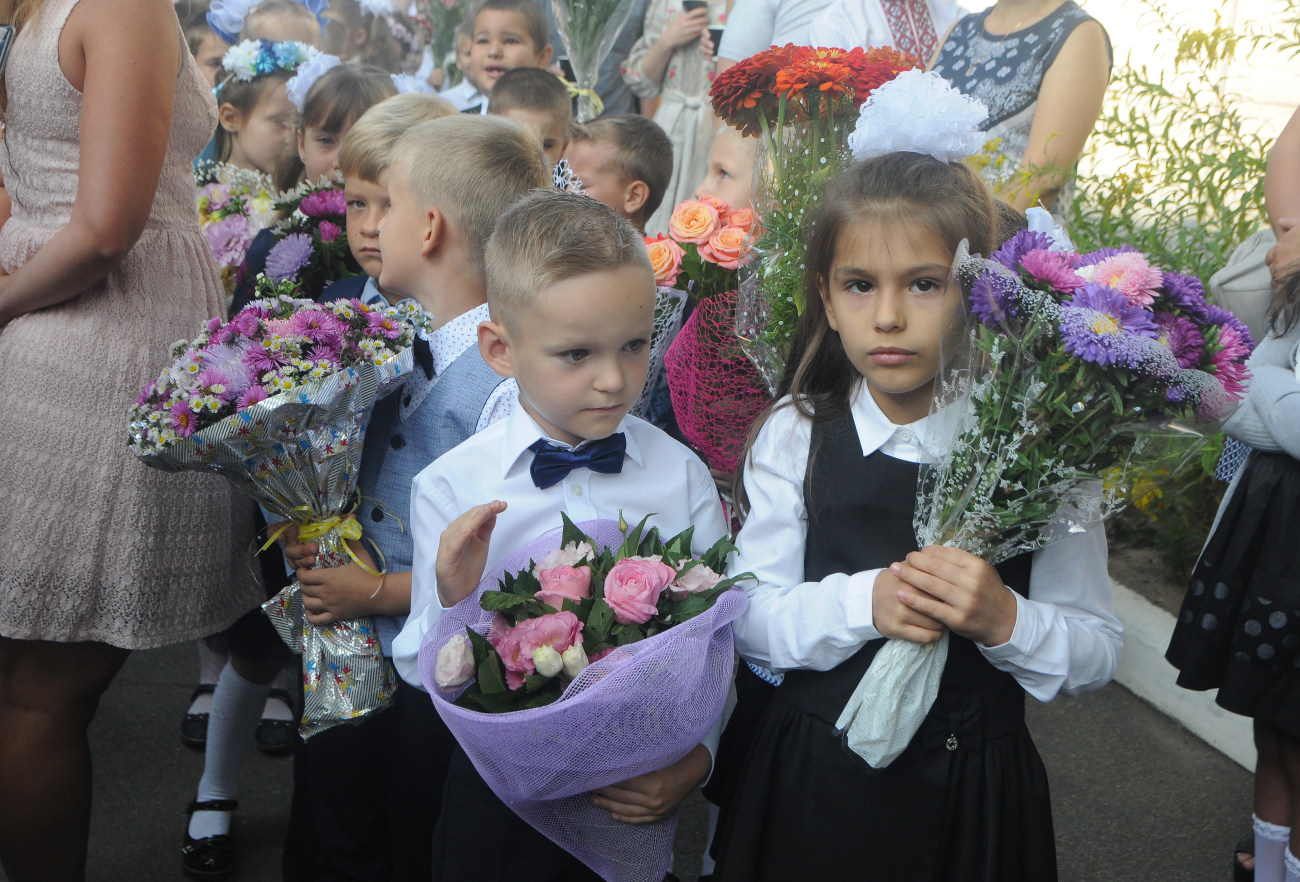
[644, 196, 756, 300]
[418, 516, 749, 881]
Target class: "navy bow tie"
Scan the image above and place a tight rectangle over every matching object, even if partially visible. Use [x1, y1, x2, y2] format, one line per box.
[528, 434, 627, 489]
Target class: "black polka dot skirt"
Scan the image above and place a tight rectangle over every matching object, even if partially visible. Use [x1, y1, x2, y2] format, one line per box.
[1166, 451, 1300, 737]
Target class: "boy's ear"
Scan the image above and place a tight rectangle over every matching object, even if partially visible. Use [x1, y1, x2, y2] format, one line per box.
[218, 102, 241, 134]
[536, 44, 554, 67]
[478, 320, 515, 379]
[421, 206, 445, 258]
[623, 179, 650, 220]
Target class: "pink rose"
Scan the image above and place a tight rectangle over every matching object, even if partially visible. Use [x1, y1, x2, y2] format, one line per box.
[535, 564, 592, 611]
[727, 208, 755, 234]
[645, 234, 685, 285]
[588, 646, 615, 664]
[696, 193, 731, 216]
[489, 611, 583, 690]
[668, 199, 721, 246]
[603, 557, 676, 624]
[668, 562, 723, 600]
[433, 633, 475, 689]
[698, 226, 747, 271]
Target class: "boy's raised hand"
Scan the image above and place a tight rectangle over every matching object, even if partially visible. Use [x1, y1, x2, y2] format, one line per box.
[872, 568, 946, 644]
[435, 500, 507, 608]
[590, 743, 712, 824]
[889, 546, 1018, 647]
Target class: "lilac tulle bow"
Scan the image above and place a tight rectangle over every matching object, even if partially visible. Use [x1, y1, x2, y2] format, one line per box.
[418, 519, 745, 882]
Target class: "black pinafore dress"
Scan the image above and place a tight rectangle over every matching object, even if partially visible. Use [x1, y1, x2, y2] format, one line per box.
[713, 409, 1056, 881]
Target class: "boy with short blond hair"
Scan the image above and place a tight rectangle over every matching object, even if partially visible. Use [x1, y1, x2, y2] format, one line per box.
[462, 0, 553, 113]
[392, 190, 728, 881]
[565, 114, 673, 235]
[319, 93, 457, 305]
[283, 113, 548, 880]
[487, 66, 573, 168]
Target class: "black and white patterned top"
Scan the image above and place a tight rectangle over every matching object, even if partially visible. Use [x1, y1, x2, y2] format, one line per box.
[931, 1, 1110, 214]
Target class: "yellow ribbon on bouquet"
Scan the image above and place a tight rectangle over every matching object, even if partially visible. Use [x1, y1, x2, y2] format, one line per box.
[563, 80, 604, 118]
[261, 511, 383, 578]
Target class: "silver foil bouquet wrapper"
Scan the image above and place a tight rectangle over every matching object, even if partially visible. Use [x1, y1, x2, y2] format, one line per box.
[130, 301, 423, 738]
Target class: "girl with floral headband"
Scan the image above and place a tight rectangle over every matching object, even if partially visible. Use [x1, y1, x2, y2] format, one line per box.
[210, 40, 317, 178]
[710, 72, 1120, 880]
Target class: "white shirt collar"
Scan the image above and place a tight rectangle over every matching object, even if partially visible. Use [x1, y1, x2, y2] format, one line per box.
[848, 383, 964, 463]
[499, 405, 645, 478]
[423, 303, 491, 376]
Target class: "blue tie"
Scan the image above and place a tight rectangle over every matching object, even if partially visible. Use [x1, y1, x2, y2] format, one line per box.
[528, 434, 627, 490]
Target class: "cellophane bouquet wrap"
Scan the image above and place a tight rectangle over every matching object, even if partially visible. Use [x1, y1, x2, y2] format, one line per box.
[709, 45, 919, 388]
[836, 225, 1254, 768]
[418, 517, 748, 882]
[629, 286, 687, 429]
[129, 291, 429, 737]
[550, 0, 636, 121]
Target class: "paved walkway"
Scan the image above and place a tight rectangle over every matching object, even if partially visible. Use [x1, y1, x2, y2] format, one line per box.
[0, 639, 1252, 881]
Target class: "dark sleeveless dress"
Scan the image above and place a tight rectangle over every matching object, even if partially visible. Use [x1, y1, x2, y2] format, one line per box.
[713, 410, 1056, 881]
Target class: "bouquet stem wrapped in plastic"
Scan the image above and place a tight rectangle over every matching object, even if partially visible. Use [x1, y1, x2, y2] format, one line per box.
[550, 0, 636, 122]
[835, 234, 1251, 768]
[418, 521, 745, 882]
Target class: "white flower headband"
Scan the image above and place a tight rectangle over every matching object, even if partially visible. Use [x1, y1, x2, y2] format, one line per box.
[220, 40, 320, 92]
[284, 51, 342, 110]
[848, 69, 989, 164]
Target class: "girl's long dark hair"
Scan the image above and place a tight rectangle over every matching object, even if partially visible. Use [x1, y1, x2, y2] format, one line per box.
[733, 152, 998, 513]
[1268, 266, 1300, 338]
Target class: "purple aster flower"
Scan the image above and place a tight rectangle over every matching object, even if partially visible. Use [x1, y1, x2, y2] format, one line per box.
[204, 215, 256, 269]
[244, 346, 290, 375]
[169, 399, 199, 437]
[992, 230, 1054, 270]
[1019, 248, 1084, 294]
[1206, 304, 1256, 352]
[289, 309, 346, 349]
[1059, 283, 1159, 367]
[195, 368, 235, 403]
[266, 233, 314, 283]
[1153, 312, 1205, 369]
[1075, 244, 1140, 267]
[299, 188, 347, 218]
[968, 268, 1021, 327]
[237, 385, 269, 410]
[1127, 335, 1180, 381]
[1158, 271, 1210, 322]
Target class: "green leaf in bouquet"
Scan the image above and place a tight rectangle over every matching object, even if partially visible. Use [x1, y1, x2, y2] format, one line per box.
[480, 591, 535, 612]
[455, 684, 517, 714]
[617, 513, 654, 558]
[520, 688, 562, 710]
[613, 624, 643, 646]
[465, 626, 493, 667]
[585, 597, 616, 646]
[476, 652, 509, 696]
[561, 596, 595, 618]
[560, 511, 592, 549]
[699, 535, 737, 572]
[662, 526, 695, 562]
[523, 672, 556, 694]
[637, 525, 663, 558]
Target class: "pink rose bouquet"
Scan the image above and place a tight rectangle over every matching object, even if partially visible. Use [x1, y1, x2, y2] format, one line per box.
[418, 516, 749, 881]
[645, 196, 755, 301]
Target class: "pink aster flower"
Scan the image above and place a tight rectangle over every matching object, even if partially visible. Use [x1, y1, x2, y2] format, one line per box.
[195, 368, 235, 402]
[317, 220, 342, 243]
[237, 385, 269, 409]
[299, 188, 347, 218]
[169, 399, 199, 437]
[204, 215, 256, 269]
[364, 311, 404, 339]
[1210, 323, 1251, 400]
[1086, 252, 1163, 308]
[289, 308, 346, 348]
[1153, 312, 1205, 370]
[1019, 248, 1084, 293]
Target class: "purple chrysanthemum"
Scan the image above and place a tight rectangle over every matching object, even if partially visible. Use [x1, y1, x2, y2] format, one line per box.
[1059, 283, 1159, 367]
[1019, 248, 1084, 293]
[992, 230, 1054, 270]
[1159, 271, 1210, 322]
[968, 268, 1021, 327]
[289, 309, 346, 349]
[265, 233, 314, 282]
[1153, 312, 1205, 369]
[299, 188, 347, 218]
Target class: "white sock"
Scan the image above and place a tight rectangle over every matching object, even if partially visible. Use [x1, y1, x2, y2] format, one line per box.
[260, 663, 296, 722]
[188, 662, 270, 839]
[1256, 814, 1290, 882]
[1285, 845, 1300, 882]
[189, 642, 228, 715]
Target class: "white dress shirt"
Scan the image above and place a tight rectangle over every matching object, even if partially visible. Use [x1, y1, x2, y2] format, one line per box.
[807, 0, 965, 54]
[405, 303, 517, 430]
[731, 385, 1122, 702]
[392, 406, 729, 688]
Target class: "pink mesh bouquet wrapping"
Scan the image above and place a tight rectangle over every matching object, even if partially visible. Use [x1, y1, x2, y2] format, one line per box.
[418, 518, 747, 882]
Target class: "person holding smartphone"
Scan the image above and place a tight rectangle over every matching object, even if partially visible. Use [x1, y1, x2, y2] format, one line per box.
[621, 0, 727, 235]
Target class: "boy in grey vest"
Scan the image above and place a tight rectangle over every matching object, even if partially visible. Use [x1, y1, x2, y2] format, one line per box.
[282, 114, 550, 880]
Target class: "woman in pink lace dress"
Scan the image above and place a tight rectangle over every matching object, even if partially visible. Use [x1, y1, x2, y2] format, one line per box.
[0, 0, 262, 878]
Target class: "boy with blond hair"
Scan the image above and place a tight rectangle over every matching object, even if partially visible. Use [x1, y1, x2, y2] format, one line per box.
[392, 190, 728, 880]
[282, 113, 548, 881]
[461, 0, 554, 114]
[487, 66, 573, 169]
[319, 92, 456, 306]
[565, 114, 673, 235]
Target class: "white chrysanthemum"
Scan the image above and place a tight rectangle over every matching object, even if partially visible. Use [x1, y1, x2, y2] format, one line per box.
[222, 39, 262, 81]
[848, 69, 989, 164]
[285, 51, 341, 111]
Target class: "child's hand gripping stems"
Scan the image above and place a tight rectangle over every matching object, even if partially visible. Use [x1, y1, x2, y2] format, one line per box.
[835, 546, 1018, 769]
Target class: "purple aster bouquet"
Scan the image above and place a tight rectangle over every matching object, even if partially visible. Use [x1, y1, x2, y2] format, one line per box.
[129, 287, 430, 737]
[836, 217, 1253, 770]
[261, 179, 363, 301]
[195, 163, 277, 309]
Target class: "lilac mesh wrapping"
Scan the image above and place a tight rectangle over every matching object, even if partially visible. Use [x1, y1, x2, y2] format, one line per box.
[665, 290, 773, 473]
[417, 520, 745, 882]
